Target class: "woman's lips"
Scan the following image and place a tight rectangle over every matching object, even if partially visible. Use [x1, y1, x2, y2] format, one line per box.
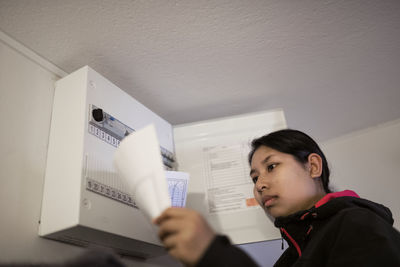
[263, 196, 277, 207]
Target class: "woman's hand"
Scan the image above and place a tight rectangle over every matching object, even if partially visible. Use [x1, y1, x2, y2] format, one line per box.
[153, 207, 216, 267]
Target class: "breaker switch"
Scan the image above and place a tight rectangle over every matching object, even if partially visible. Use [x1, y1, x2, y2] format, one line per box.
[92, 108, 104, 122]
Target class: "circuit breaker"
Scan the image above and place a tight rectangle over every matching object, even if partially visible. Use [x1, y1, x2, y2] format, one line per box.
[39, 66, 178, 258]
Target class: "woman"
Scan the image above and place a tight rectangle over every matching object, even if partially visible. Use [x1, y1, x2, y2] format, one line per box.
[154, 129, 400, 266]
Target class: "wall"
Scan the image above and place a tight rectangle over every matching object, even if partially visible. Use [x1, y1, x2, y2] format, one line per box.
[321, 119, 400, 230]
[0, 35, 67, 262]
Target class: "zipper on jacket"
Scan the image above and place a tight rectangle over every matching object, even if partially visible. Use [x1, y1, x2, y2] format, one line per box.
[280, 227, 302, 258]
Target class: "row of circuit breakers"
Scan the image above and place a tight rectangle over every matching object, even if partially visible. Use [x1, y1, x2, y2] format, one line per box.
[89, 104, 176, 170]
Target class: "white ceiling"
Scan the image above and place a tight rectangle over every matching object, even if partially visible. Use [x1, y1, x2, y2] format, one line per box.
[1, 0, 399, 141]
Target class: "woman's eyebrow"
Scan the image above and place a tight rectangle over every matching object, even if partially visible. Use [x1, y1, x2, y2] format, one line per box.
[249, 155, 276, 176]
[261, 155, 275, 165]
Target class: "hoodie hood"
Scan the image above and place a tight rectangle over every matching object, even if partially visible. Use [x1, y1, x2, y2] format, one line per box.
[313, 190, 394, 225]
[275, 190, 394, 227]
[274, 190, 395, 259]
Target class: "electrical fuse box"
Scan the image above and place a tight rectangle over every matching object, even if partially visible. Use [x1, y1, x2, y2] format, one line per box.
[39, 66, 176, 258]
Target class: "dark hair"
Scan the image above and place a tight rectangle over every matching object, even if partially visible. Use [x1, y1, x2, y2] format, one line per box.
[248, 129, 331, 193]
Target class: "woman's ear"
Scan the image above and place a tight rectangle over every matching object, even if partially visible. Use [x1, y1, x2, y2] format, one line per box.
[308, 153, 323, 178]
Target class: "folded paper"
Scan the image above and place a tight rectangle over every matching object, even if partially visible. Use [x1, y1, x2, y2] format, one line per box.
[113, 124, 171, 219]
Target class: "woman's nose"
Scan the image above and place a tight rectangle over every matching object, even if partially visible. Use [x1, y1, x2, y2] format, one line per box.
[255, 176, 269, 192]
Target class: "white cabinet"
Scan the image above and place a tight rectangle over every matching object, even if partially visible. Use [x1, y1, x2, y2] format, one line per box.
[39, 66, 174, 258]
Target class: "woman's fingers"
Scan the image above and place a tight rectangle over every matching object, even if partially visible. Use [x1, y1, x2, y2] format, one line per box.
[152, 207, 216, 266]
[157, 215, 185, 240]
[162, 232, 179, 251]
[154, 207, 191, 225]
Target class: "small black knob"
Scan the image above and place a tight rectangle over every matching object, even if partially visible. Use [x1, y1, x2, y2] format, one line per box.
[92, 108, 104, 122]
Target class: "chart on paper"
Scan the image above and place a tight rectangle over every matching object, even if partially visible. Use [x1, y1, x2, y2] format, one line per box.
[166, 171, 190, 207]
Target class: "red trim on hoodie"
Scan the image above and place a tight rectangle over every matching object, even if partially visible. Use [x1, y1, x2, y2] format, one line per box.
[281, 227, 302, 258]
[315, 190, 360, 208]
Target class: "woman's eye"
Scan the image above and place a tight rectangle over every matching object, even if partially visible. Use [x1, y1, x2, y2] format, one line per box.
[251, 176, 258, 184]
[267, 164, 277, 172]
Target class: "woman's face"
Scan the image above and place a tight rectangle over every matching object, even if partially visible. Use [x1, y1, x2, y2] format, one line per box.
[250, 146, 323, 218]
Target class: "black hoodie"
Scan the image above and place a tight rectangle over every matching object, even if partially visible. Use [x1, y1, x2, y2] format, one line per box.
[197, 190, 400, 267]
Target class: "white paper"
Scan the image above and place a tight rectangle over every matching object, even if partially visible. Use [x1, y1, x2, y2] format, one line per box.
[203, 143, 258, 214]
[113, 124, 171, 219]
